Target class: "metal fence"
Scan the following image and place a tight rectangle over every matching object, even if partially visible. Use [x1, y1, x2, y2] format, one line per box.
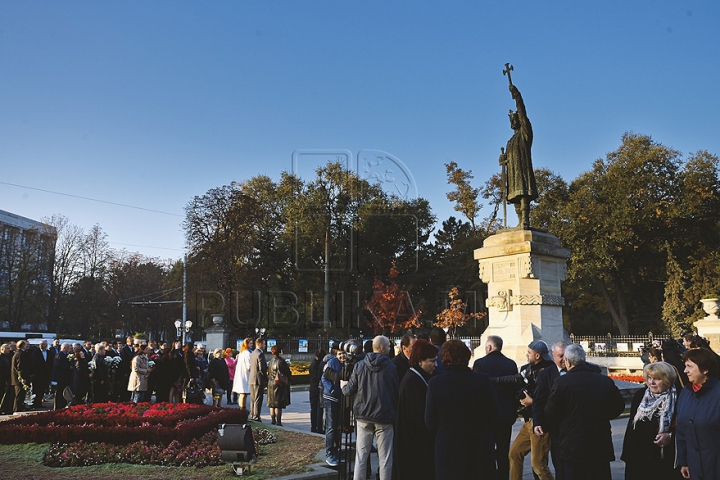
[237, 333, 670, 357]
[570, 333, 672, 357]
[252, 335, 485, 355]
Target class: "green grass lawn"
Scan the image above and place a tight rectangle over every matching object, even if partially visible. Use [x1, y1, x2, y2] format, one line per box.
[0, 427, 324, 480]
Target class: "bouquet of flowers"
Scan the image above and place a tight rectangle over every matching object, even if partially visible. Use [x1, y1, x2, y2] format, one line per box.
[88, 360, 96, 371]
[67, 353, 75, 362]
[148, 360, 156, 369]
[105, 356, 122, 369]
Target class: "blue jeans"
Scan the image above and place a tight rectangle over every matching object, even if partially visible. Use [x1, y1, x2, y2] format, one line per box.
[131, 391, 146, 403]
[323, 398, 340, 459]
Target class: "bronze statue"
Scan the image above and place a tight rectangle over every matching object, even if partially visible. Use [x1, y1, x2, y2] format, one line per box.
[499, 64, 537, 229]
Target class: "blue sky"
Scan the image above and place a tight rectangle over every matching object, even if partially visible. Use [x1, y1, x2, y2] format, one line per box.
[1, 1, 718, 260]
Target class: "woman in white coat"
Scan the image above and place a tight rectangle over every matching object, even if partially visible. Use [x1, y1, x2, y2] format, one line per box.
[232, 338, 253, 410]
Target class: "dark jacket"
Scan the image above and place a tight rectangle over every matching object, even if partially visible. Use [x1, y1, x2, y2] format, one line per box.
[208, 357, 230, 390]
[267, 355, 291, 408]
[309, 357, 322, 396]
[396, 368, 435, 480]
[545, 362, 625, 463]
[473, 350, 519, 426]
[676, 376, 720, 480]
[532, 365, 561, 432]
[92, 353, 109, 383]
[11, 349, 32, 386]
[494, 358, 553, 421]
[119, 344, 134, 375]
[30, 346, 54, 379]
[342, 352, 399, 424]
[0, 352, 12, 386]
[322, 355, 343, 402]
[621, 387, 682, 480]
[392, 352, 411, 383]
[249, 348, 267, 387]
[52, 350, 72, 385]
[425, 366, 499, 480]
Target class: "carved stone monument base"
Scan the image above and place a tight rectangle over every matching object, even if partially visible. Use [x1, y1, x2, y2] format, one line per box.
[474, 229, 571, 365]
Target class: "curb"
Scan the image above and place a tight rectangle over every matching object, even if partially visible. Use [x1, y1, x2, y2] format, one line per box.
[268, 462, 339, 480]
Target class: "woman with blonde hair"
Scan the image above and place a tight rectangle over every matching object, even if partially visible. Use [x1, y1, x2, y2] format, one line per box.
[621, 361, 681, 479]
[232, 338, 254, 410]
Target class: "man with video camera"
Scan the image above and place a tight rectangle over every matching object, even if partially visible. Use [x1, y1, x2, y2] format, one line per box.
[321, 344, 345, 467]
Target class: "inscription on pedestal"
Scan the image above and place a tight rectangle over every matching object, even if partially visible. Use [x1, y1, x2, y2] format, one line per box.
[493, 261, 516, 282]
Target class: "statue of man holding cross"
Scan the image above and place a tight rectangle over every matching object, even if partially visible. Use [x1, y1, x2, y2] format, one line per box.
[499, 63, 537, 229]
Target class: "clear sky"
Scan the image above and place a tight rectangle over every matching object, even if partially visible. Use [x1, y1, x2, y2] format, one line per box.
[1, 1, 718, 260]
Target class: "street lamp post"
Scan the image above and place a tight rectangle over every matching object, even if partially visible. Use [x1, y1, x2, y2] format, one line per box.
[176, 319, 193, 345]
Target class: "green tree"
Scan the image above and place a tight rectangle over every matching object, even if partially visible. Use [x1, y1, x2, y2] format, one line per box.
[445, 161, 481, 232]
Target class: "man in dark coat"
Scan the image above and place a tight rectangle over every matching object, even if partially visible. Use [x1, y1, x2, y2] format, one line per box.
[11, 340, 33, 413]
[30, 339, 54, 408]
[545, 344, 625, 480]
[392, 333, 416, 382]
[473, 335, 518, 480]
[249, 337, 267, 422]
[118, 336, 135, 401]
[0, 343, 16, 414]
[532, 342, 567, 479]
[52, 343, 73, 410]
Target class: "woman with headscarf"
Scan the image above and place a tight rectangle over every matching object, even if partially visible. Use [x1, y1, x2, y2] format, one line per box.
[676, 347, 720, 480]
[425, 340, 499, 480]
[395, 339, 438, 480]
[232, 338, 253, 410]
[621, 361, 681, 479]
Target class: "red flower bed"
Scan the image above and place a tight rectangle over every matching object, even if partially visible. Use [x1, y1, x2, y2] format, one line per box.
[0, 402, 248, 446]
[43, 432, 223, 468]
[609, 373, 645, 384]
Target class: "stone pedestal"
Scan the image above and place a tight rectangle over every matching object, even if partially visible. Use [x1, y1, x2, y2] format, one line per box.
[695, 299, 720, 350]
[205, 314, 232, 354]
[474, 229, 571, 365]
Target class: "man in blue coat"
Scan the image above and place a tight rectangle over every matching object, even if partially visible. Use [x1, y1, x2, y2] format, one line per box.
[473, 335, 518, 480]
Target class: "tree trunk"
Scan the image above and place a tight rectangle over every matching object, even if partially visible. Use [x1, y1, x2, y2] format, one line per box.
[597, 279, 630, 335]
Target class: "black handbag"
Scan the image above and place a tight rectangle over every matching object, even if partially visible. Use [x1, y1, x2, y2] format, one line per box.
[183, 380, 205, 404]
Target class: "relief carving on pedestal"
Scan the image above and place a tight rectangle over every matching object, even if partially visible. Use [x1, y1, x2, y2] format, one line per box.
[486, 290, 510, 311]
[511, 294, 565, 306]
[479, 261, 491, 284]
[520, 257, 538, 279]
[486, 292, 565, 310]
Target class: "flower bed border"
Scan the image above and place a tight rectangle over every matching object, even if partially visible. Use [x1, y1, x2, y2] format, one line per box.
[0, 402, 248, 446]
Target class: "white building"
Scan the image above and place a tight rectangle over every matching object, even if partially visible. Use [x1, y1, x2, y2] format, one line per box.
[0, 209, 56, 330]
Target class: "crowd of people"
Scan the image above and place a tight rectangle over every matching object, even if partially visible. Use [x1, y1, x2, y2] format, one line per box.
[0, 336, 267, 414]
[3, 329, 720, 480]
[308, 329, 720, 480]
